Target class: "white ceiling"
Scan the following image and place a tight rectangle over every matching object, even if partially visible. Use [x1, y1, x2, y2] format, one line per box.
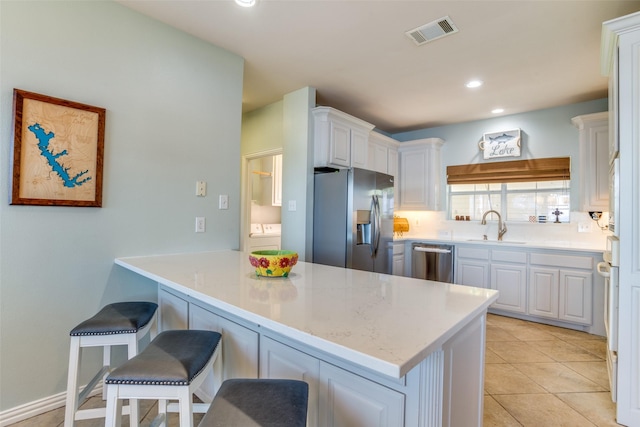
[117, 0, 640, 134]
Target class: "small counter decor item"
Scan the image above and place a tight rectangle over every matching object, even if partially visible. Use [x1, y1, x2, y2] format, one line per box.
[479, 129, 521, 159]
[10, 89, 105, 207]
[249, 250, 298, 277]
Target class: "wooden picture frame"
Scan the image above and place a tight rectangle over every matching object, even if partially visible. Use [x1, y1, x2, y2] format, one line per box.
[11, 89, 105, 207]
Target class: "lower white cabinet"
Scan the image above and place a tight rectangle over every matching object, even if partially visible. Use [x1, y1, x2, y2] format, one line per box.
[452, 244, 601, 332]
[529, 252, 593, 325]
[189, 303, 259, 380]
[491, 263, 528, 314]
[159, 287, 188, 331]
[319, 362, 405, 427]
[456, 246, 490, 289]
[392, 242, 405, 276]
[529, 267, 593, 325]
[260, 336, 320, 426]
[188, 303, 259, 401]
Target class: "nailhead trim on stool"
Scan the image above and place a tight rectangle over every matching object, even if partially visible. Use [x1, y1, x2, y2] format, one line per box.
[104, 330, 223, 427]
[64, 301, 158, 427]
[198, 379, 309, 427]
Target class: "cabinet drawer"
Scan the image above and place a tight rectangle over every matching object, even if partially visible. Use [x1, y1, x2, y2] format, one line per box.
[530, 253, 593, 269]
[457, 246, 490, 260]
[492, 250, 526, 264]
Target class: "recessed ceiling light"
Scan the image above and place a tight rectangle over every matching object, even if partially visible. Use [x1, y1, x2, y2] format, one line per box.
[235, 0, 257, 7]
[465, 80, 483, 88]
[491, 108, 505, 114]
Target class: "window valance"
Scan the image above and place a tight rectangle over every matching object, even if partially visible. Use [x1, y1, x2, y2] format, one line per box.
[446, 157, 570, 184]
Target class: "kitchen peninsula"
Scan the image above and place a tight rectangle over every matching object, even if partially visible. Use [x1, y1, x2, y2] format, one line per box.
[115, 250, 498, 426]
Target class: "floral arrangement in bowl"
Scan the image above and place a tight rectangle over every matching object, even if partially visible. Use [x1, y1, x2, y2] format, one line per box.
[249, 250, 298, 277]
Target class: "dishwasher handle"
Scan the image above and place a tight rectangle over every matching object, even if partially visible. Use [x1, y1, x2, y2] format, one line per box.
[413, 246, 452, 254]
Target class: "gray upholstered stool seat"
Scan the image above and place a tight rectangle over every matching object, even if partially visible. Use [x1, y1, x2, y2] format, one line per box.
[105, 330, 223, 427]
[70, 302, 158, 337]
[65, 302, 158, 427]
[199, 379, 309, 427]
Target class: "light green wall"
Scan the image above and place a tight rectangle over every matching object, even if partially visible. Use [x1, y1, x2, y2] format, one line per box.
[0, 0, 243, 411]
[241, 101, 284, 156]
[393, 98, 609, 210]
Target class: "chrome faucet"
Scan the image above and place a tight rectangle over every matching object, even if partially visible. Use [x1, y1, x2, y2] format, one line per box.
[481, 210, 508, 241]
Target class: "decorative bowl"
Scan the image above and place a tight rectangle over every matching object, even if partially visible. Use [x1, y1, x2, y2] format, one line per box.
[249, 250, 298, 277]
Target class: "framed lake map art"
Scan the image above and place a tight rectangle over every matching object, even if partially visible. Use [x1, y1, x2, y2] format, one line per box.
[11, 89, 105, 207]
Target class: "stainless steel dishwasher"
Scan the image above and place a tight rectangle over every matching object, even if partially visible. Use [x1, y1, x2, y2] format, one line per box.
[411, 243, 455, 283]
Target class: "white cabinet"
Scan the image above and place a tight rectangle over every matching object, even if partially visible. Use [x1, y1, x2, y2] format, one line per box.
[455, 246, 490, 289]
[189, 303, 259, 381]
[398, 138, 444, 210]
[491, 263, 528, 314]
[260, 336, 320, 426]
[318, 362, 405, 427]
[368, 131, 399, 176]
[571, 112, 609, 211]
[159, 286, 188, 331]
[529, 253, 593, 325]
[392, 242, 405, 276]
[529, 267, 560, 319]
[312, 107, 374, 169]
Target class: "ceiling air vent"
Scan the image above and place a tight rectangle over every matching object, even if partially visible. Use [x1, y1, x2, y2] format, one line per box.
[405, 16, 459, 46]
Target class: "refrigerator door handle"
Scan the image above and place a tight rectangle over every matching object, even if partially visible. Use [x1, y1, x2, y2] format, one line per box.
[372, 195, 381, 258]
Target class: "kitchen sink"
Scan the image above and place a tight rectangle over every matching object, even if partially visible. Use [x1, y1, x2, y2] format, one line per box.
[466, 239, 526, 244]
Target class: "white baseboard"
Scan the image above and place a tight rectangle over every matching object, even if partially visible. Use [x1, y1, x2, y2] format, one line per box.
[0, 385, 102, 427]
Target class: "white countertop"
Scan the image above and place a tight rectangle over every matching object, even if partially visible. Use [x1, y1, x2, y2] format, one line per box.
[115, 250, 498, 378]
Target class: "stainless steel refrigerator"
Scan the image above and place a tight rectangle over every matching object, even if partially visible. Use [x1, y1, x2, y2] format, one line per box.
[313, 167, 394, 273]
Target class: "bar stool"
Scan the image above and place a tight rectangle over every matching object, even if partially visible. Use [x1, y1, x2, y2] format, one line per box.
[199, 379, 309, 427]
[64, 301, 158, 427]
[104, 329, 223, 427]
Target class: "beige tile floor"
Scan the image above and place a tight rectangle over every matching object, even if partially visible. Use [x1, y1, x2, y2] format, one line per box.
[484, 313, 620, 427]
[8, 314, 621, 426]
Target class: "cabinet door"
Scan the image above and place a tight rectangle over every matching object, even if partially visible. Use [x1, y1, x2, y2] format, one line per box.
[369, 141, 388, 174]
[392, 254, 405, 276]
[528, 267, 559, 319]
[559, 270, 592, 325]
[158, 287, 188, 331]
[190, 304, 259, 381]
[491, 264, 527, 314]
[329, 121, 351, 167]
[387, 147, 398, 177]
[351, 127, 369, 169]
[399, 148, 429, 209]
[319, 362, 404, 427]
[260, 336, 320, 426]
[456, 260, 490, 288]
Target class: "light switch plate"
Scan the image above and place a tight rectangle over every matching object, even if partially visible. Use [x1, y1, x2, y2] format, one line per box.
[219, 194, 229, 210]
[195, 217, 205, 232]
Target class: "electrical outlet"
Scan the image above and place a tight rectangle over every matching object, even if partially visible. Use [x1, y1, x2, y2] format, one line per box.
[195, 217, 205, 232]
[578, 221, 592, 233]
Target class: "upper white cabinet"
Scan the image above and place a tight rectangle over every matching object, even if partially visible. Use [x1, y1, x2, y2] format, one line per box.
[398, 138, 444, 210]
[312, 107, 375, 169]
[571, 112, 609, 211]
[368, 131, 399, 176]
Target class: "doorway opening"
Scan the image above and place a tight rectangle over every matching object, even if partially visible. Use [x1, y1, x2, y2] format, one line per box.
[241, 149, 283, 252]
